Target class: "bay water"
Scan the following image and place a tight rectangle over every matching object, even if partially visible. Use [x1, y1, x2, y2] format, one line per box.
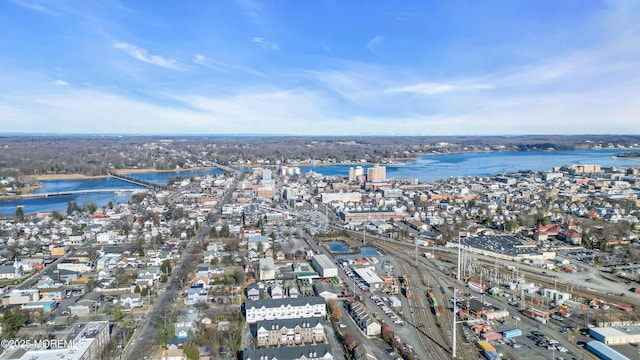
[1, 149, 637, 216]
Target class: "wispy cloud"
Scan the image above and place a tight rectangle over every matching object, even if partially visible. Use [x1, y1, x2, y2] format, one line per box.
[387, 10, 420, 22]
[237, 0, 262, 25]
[251, 37, 279, 50]
[192, 53, 267, 77]
[193, 54, 207, 65]
[113, 42, 181, 70]
[367, 35, 385, 56]
[9, 0, 57, 15]
[3, 72, 640, 136]
[388, 82, 493, 95]
[54, 80, 69, 86]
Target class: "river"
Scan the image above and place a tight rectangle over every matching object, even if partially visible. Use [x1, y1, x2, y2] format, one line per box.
[1, 149, 637, 216]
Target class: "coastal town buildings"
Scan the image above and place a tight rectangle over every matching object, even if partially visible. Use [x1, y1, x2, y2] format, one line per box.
[1, 150, 640, 360]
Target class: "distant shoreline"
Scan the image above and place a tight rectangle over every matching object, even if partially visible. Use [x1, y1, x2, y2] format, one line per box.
[23, 174, 110, 181]
[21, 167, 217, 181]
[15, 148, 640, 182]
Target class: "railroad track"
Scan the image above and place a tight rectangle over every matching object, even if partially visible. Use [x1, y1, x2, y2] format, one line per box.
[353, 230, 639, 310]
[395, 261, 452, 360]
[430, 250, 638, 310]
[383, 243, 472, 360]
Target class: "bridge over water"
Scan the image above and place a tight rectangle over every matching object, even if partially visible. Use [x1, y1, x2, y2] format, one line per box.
[17, 188, 141, 199]
[210, 162, 239, 173]
[109, 173, 167, 190]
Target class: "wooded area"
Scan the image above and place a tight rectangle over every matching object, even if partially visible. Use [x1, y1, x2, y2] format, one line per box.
[1, 134, 638, 177]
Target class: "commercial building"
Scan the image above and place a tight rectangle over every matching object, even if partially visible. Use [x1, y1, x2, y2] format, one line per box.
[353, 267, 384, 289]
[2, 289, 39, 306]
[311, 255, 337, 278]
[57, 260, 92, 273]
[590, 327, 640, 345]
[69, 300, 95, 316]
[339, 209, 408, 223]
[21, 299, 57, 314]
[543, 288, 572, 305]
[0, 321, 109, 360]
[445, 235, 556, 262]
[586, 340, 630, 360]
[320, 192, 362, 203]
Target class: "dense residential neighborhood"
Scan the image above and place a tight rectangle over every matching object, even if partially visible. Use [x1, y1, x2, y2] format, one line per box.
[1, 143, 640, 360]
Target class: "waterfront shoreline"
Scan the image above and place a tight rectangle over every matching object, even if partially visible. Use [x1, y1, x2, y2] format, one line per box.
[20, 167, 219, 181]
[23, 174, 110, 181]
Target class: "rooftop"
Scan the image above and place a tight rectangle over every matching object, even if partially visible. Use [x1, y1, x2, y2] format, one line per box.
[353, 267, 384, 285]
[590, 327, 640, 337]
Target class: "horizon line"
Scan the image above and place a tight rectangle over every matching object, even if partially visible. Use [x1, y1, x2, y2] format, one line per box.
[1, 133, 640, 138]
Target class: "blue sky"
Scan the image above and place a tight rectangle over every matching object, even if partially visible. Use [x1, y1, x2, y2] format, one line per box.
[1, 0, 639, 135]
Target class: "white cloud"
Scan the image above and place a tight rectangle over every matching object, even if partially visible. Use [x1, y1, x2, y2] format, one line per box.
[1, 77, 639, 135]
[367, 36, 385, 55]
[192, 53, 267, 77]
[113, 42, 181, 70]
[193, 54, 206, 65]
[388, 82, 493, 95]
[251, 37, 279, 50]
[2, 1, 640, 136]
[9, 0, 56, 15]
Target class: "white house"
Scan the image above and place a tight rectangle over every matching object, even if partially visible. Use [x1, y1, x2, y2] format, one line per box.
[0, 264, 22, 279]
[269, 283, 284, 299]
[184, 285, 208, 305]
[120, 293, 143, 308]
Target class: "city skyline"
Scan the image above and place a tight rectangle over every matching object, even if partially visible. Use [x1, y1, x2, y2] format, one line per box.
[1, 0, 639, 135]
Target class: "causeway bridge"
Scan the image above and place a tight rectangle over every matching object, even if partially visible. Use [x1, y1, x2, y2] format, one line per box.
[109, 173, 167, 190]
[211, 162, 239, 173]
[5, 173, 166, 200]
[17, 188, 141, 199]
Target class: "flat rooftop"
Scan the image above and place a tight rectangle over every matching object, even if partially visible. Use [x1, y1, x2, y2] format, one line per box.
[454, 235, 542, 258]
[353, 267, 384, 285]
[591, 326, 640, 337]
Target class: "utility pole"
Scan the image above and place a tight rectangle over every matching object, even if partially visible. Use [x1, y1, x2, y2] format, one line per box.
[480, 270, 484, 303]
[453, 234, 461, 358]
[363, 226, 366, 245]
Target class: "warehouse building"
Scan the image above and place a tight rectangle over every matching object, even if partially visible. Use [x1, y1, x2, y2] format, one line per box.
[311, 254, 337, 278]
[590, 327, 640, 345]
[586, 340, 630, 360]
[353, 267, 384, 289]
[445, 235, 556, 262]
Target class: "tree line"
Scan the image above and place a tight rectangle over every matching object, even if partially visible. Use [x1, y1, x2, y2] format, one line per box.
[2, 135, 638, 177]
